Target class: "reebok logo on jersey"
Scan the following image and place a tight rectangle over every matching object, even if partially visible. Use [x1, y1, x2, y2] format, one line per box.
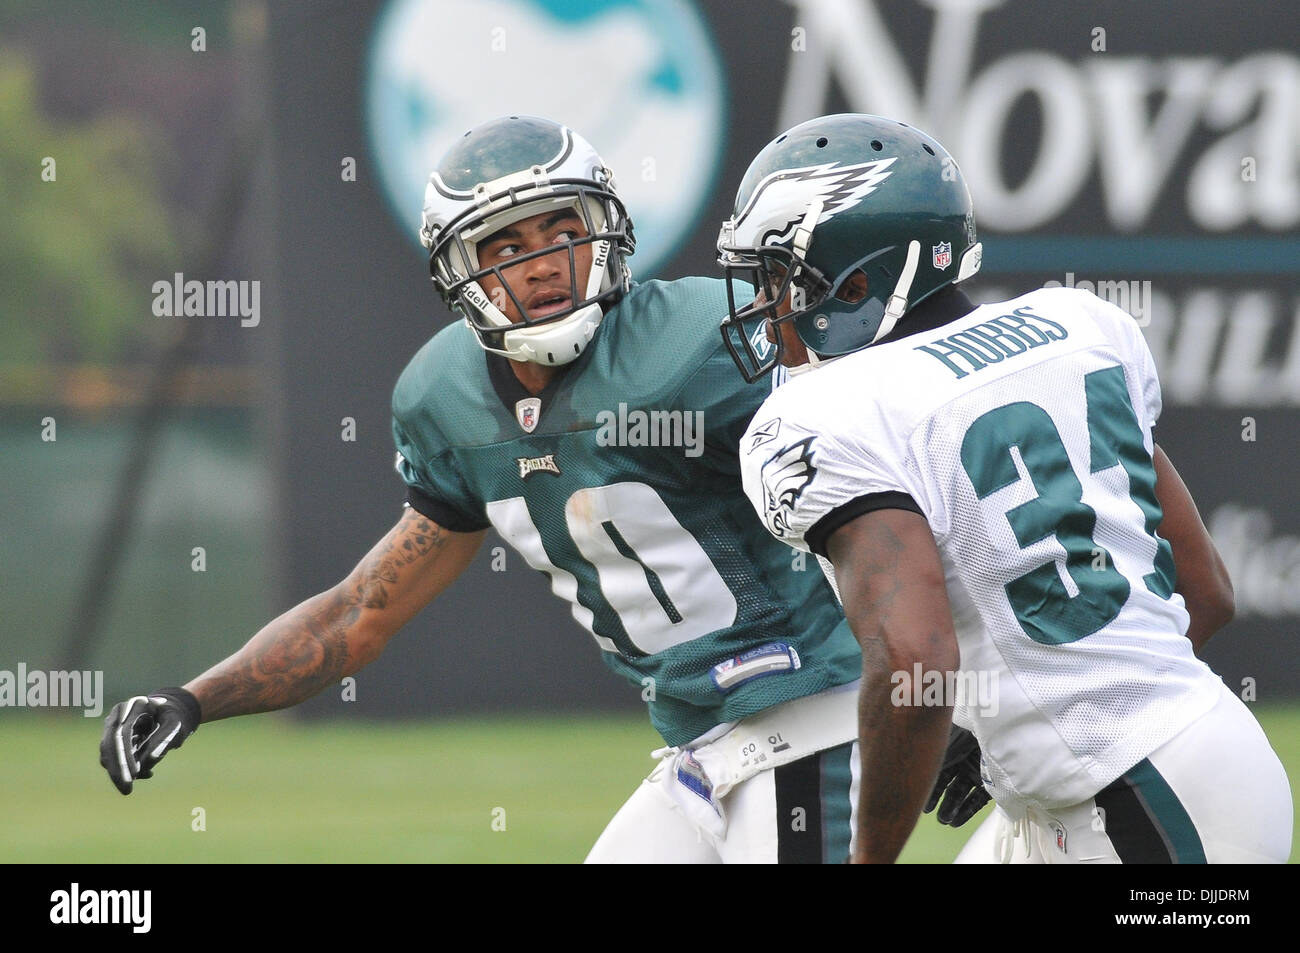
[759, 438, 817, 538]
[749, 417, 781, 452]
[516, 454, 560, 479]
[749, 323, 775, 361]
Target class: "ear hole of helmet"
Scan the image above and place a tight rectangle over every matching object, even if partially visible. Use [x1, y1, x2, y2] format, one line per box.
[834, 269, 868, 304]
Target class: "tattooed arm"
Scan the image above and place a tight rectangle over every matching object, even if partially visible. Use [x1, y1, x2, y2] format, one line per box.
[185, 508, 486, 722]
[826, 508, 959, 864]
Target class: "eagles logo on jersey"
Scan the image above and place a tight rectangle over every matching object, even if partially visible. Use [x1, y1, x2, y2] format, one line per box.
[759, 437, 817, 538]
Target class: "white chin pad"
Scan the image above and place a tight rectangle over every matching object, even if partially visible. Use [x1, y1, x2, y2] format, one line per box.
[501, 302, 604, 365]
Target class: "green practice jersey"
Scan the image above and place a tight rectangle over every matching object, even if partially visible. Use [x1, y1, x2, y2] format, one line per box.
[392, 276, 859, 745]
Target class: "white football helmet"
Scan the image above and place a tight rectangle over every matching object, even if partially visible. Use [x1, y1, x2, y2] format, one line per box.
[421, 115, 635, 365]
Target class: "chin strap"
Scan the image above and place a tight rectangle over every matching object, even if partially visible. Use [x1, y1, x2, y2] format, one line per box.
[789, 349, 840, 376]
[784, 346, 847, 378]
[792, 199, 824, 260]
[777, 199, 831, 379]
[786, 238, 923, 377]
[785, 198, 825, 306]
[871, 239, 921, 344]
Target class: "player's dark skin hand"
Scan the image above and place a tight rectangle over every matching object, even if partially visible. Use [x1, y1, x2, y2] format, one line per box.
[924, 724, 991, 827]
[99, 688, 202, 795]
[829, 507, 959, 863]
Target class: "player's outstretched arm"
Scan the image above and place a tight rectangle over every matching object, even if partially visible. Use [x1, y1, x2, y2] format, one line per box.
[101, 508, 484, 794]
[187, 507, 485, 720]
[1152, 444, 1234, 653]
[827, 508, 960, 864]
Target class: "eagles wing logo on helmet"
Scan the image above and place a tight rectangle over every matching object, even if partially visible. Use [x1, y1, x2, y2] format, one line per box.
[718, 115, 982, 383]
[734, 158, 898, 247]
[759, 437, 817, 538]
[418, 116, 635, 367]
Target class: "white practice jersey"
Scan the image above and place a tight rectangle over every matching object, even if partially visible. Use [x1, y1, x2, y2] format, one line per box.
[739, 287, 1223, 813]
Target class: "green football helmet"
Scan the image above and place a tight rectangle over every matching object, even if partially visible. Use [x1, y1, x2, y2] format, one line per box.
[422, 116, 635, 366]
[718, 114, 982, 381]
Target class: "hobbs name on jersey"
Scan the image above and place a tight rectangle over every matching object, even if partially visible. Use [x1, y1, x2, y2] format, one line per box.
[915, 306, 1068, 380]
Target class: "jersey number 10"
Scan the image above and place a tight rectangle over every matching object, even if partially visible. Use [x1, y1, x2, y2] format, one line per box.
[487, 482, 738, 657]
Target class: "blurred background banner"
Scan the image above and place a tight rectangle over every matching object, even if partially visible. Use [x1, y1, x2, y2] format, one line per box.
[4, 0, 1297, 719]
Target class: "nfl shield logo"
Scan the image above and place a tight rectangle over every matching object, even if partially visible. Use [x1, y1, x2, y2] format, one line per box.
[1050, 819, 1068, 853]
[515, 397, 541, 434]
[932, 241, 952, 270]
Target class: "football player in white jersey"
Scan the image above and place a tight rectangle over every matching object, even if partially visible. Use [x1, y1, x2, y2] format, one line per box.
[721, 113, 1293, 863]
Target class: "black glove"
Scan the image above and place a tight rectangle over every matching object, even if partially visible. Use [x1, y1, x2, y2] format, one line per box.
[100, 688, 202, 795]
[924, 724, 991, 827]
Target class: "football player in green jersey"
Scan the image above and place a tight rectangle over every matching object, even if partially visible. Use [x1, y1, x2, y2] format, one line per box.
[101, 116, 870, 863]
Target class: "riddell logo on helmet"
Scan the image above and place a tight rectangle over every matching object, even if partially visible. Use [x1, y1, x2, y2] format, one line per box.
[464, 284, 491, 311]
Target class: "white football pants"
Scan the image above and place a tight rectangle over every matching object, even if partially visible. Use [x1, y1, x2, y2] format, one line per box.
[586, 682, 861, 863]
[955, 680, 1292, 863]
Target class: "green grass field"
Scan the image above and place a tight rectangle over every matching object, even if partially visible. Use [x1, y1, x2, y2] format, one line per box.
[3, 707, 1297, 863]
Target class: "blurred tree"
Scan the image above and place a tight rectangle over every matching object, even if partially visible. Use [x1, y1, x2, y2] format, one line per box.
[0, 50, 178, 367]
